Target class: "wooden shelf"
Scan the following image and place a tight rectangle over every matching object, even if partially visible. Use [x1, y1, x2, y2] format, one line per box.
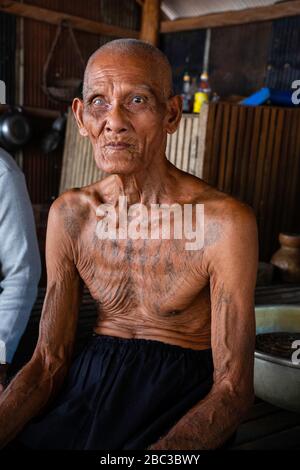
[0, 104, 60, 119]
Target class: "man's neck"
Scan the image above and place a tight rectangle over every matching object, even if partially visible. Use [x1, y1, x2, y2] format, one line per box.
[110, 157, 175, 206]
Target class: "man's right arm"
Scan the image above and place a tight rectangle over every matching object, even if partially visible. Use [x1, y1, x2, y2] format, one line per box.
[0, 195, 83, 448]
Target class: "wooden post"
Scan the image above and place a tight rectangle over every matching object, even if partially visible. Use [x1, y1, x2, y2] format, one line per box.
[140, 0, 161, 46]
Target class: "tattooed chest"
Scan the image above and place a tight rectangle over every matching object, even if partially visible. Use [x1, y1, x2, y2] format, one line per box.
[76, 238, 207, 317]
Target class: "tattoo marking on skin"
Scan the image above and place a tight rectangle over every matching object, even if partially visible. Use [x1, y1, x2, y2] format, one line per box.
[59, 201, 89, 240]
[125, 238, 133, 264]
[204, 222, 223, 247]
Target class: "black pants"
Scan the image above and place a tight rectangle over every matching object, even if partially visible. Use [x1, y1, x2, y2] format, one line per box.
[5, 334, 233, 450]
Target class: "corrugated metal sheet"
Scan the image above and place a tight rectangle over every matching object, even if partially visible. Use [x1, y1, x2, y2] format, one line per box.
[161, 0, 281, 21]
[265, 16, 300, 90]
[0, 12, 16, 104]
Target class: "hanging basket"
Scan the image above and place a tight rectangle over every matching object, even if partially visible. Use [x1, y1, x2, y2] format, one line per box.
[42, 21, 85, 103]
[46, 78, 82, 102]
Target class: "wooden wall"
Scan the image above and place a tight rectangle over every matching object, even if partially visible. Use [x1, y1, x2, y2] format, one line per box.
[160, 29, 206, 95]
[203, 101, 300, 261]
[0, 12, 16, 104]
[265, 16, 300, 89]
[209, 21, 271, 98]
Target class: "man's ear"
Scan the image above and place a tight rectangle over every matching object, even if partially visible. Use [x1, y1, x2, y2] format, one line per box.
[164, 95, 183, 134]
[72, 98, 88, 137]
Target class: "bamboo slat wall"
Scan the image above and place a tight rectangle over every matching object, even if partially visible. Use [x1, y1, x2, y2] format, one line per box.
[203, 101, 300, 261]
[59, 108, 206, 193]
[166, 110, 208, 176]
[59, 108, 105, 192]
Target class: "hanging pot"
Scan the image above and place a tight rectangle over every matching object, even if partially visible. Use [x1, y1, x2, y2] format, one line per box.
[0, 106, 32, 151]
[40, 113, 67, 154]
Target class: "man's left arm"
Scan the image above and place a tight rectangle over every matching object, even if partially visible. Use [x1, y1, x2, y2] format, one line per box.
[148, 202, 258, 450]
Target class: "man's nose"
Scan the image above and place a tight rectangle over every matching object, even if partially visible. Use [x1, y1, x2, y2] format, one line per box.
[105, 104, 129, 134]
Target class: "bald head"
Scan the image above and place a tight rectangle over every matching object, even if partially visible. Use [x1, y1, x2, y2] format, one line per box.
[82, 38, 174, 101]
[73, 38, 183, 175]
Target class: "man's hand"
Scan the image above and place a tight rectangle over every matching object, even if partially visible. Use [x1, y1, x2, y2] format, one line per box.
[146, 431, 208, 450]
[147, 438, 176, 451]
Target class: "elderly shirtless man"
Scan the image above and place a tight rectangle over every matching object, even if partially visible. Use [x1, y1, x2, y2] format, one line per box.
[0, 39, 258, 450]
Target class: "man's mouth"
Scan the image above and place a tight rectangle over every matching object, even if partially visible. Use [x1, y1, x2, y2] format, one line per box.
[105, 142, 132, 150]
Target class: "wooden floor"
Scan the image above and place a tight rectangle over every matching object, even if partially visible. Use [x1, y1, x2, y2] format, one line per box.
[229, 400, 300, 450]
[10, 283, 300, 450]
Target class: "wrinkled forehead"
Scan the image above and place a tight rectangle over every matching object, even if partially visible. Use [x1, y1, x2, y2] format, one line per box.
[83, 52, 170, 100]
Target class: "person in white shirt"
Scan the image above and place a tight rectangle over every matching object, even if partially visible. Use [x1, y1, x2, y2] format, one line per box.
[0, 147, 41, 391]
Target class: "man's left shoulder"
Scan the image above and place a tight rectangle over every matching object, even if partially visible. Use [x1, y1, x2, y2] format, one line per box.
[197, 188, 258, 250]
[189, 177, 254, 219]
[214, 193, 257, 227]
[201, 192, 258, 277]
[179, 174, 257, 236]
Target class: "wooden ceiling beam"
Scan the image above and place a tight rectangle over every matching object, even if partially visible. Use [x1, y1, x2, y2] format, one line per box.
[0, 0, 139, 38]
[160, 0, 300, 33]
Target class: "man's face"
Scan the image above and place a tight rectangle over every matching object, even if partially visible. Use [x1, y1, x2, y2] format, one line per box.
[73, 52, 181, 175]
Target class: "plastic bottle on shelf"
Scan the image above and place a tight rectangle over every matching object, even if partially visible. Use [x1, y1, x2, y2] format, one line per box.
[181, 70, 192, 113]
[189, 76, 198, 109]
[193, 71, 211, 113]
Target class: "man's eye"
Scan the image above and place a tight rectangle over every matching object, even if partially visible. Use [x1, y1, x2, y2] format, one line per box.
[92, 97, 106, 106]
[132, 96, 145, 104]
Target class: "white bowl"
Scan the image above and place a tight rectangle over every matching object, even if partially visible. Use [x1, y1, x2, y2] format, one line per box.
[254, 305, 300, 413]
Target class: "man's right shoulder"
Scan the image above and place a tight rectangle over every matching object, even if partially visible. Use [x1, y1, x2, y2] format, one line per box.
[51, 188, 83, 212]
[48, 188, 90, 239]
